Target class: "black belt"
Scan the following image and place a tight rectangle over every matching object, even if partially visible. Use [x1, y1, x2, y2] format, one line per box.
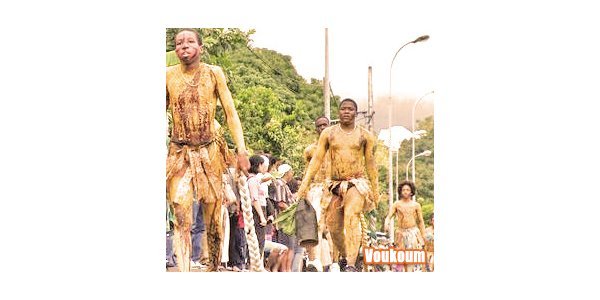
[170, 137, 215, 148]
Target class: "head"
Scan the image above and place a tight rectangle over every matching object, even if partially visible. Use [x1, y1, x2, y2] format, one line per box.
[277, 164, 294, 182]
[287, 177, 300, 193]
[249, 155, 264, 174]
[259, 155, 270, 174]
[314, 116, 330, 135]
[268, 155, 281, 172]
[339, 98, 358, 125]
[174, 28, 203, 66]
[398, 180, 416, 200]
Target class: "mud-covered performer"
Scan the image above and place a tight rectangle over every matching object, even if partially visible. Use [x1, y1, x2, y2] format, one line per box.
[297, 99, 379, 272]
[166, 28, 250, 272]
[384, 180, 426, 272]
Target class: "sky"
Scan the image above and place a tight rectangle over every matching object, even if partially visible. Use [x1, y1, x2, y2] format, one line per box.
[246, 26, 436, 130]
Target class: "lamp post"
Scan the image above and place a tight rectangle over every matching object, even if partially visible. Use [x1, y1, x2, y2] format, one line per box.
[405, 149, 432, 182]
[388, 34, 430, 218]
[411, 90, 434, 184]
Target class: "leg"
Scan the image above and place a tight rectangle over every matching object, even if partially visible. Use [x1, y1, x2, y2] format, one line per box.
[191, 201, 205, 263]
[167, 168, 194, 272]
[305, 187, 323, 264]
[252, 206, 266, 259]
[325, 195, 345, 261]
[342, 187, 365, 269]
[291, 245, 305, 272]
[202, 201, 224, 271]
[285, 235, 296, 271]
[166, 230, 175, 267]
[221, 206, 230, 265]
[228, 214, 241, 268]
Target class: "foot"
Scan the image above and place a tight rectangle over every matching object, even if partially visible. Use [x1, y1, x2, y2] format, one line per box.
[329, 263, 341, 272]
[344, 265, 359, 272]
[305, 259, 323, 272]
[190, 260, 202, 269]
[339, 258, 348, 272]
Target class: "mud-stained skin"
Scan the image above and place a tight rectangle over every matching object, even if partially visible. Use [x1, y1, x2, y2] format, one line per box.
[170, 65, 216, 146]
[386, 200, 426, 248]
[298, 102, 379, 268]
[166, 35, 248, 271]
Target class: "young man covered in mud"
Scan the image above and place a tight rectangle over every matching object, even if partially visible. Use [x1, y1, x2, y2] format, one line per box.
[297, 99, 379, 272]
[166, 28, 250, 272]
[384, 180, 427, 272]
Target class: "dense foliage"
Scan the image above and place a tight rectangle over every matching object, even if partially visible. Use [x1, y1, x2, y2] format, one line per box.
[166, 28, 433, 226]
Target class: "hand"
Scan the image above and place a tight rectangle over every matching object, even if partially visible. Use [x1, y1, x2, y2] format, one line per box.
[236, 151, 250, 175]
[259, 216, 267, 227]
[371, 190, 379, 205]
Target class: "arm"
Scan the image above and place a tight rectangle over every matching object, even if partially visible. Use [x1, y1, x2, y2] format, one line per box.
[166, 87, 170, 110]
[166, 69, 171, 110]
[384, 202, 396, 232]
[297, 128, 330, 198]
[274, 181, 288, 210]
[248, 178, 266, 225]
[416, 203, 427, 243]
[261, 174, 273, 183]
[303, 144, 313, 165]
[212, 66, 249, 171]
[364, 132, 379, 206]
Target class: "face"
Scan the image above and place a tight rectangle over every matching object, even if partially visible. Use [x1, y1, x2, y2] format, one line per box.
[315, 118, 329, 134]
[401, 184, 413, 199]
[339, 101, 357, 124]
[284, 170, 294, 181]
[259, 157, 269, 173]
[175, 31, 202, 65]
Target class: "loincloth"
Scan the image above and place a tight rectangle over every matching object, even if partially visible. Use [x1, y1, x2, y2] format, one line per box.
[166, 133, 233, 204]
[395, 226, 423, 249]
[325, 177, 375, 212]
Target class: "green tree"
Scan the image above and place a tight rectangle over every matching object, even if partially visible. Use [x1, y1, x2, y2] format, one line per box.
[166, 28, 335, 174]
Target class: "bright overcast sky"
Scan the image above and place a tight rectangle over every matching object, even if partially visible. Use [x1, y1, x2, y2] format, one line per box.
[246, 26, 436, 106]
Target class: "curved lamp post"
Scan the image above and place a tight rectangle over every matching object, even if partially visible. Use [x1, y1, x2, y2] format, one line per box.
[405, 149, 432, 182]
[411, 90, 434, 185]
[387, 34, 430, 214]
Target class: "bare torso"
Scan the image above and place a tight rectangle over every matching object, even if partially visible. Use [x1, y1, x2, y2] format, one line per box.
[166, 63, 219, 145]
[394, 201, 420, 229]
[326, 124, 368, 180]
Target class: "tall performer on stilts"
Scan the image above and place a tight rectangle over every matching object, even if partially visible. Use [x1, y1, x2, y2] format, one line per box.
[166, 28, 250, 272]
[296, 99, 380, 272]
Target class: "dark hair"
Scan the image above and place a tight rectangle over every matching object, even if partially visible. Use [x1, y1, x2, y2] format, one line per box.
[175, 28, 203, 45]
[398, 180, 416, 196]
[339, 98, 357, 110]
[268, 155, 279, 167]
[315, 115, 329, 124]
[287, 178, 299, 193]
[249, 155, 263, 174]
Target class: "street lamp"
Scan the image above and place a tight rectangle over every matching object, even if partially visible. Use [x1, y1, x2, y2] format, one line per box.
[411, 90, 434, 185]
[388, 34, 430, 220]
[405, 149, 432, 181]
